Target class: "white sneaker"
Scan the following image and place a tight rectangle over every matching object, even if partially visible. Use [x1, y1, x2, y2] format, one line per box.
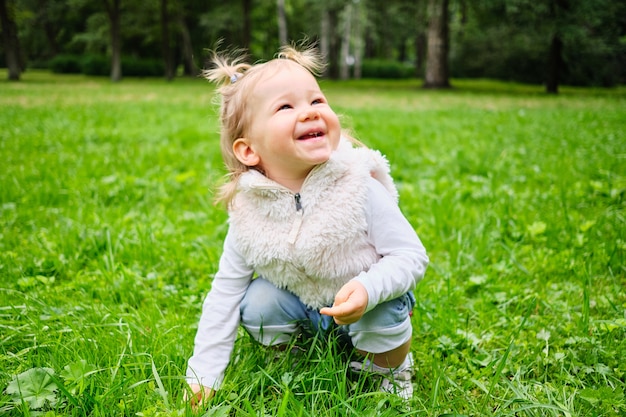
[349, 353, 414, 400]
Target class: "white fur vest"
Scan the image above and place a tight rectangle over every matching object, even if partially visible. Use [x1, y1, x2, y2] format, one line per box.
[229, 142, 397, 309]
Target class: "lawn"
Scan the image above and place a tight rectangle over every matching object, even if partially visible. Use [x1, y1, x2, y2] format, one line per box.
[0, 71, 624, 416]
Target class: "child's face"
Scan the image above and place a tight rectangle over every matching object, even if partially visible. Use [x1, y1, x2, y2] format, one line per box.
[233, 62, 341, 190]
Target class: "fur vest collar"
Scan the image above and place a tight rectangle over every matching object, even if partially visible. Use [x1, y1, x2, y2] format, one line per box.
[229, 142, 397, 308]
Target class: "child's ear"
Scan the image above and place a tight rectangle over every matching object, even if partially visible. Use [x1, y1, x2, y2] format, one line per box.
[233, 138, 260, 167]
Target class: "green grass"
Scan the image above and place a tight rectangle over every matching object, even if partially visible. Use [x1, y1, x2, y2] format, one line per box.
[1, 71, 625, 416]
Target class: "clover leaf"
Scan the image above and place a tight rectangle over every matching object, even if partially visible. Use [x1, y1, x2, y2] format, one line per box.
[5, 367, 59, 410]
[60, 359, 97, 395]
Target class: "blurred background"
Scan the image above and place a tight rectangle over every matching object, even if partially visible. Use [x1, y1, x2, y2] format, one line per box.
[1, 0, 625, 91]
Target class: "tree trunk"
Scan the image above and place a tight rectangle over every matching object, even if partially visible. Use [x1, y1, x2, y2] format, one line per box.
[277, 0, 287, 45]
[339, 3, 352, 80]
[0, 0, 22, 81]
[325, 6, 341, 80]
[546, 34, 562, 94]
[398, 39, 407, 63]
[242, 0, 251, 50]
[320, 9, 329, 63]
[415, 32, 426, 77]
[178, 13, 197, 76]
[415, 0, 428, 77]
[546, 0, 569, 93]
[352, 0, 364, 79]
[39, 0, 59, 57]
[160, 0, 174, 81]
[423, 0, 450, 89]
[103, 0, 122, 82]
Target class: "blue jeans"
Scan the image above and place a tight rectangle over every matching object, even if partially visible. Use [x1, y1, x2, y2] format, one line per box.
[240, 277, 415, 354]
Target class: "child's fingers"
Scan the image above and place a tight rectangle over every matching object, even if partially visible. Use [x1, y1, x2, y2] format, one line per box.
[320, 303, 349, 317]
[320, 302, 361, 325]
[319, 306, 333, 316]
[185, 384, 214, 409]
[320, 289, 355, 316]
[333, 286, 352, 305]
[319, 287, 351, 317]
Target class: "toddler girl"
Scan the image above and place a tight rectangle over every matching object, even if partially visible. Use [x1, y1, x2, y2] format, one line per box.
[186, 44, 428, 404]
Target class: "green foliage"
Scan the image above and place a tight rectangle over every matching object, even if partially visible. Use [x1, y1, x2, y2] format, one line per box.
[451, 28, 545, 84]
[47, 55, 165, 77]
[60, 360, 98, 396]
[5, 368, 59, 411]
[0, 72, 625, 416]
[122, 57, 165, 77]
[563, 40, 626, 87]
[48, 54, 82, 74]
[361, 60, 415, 79]
[451, 0, 626, 86]
[80, 54, 109, 76]
[7, 0, 626, 85]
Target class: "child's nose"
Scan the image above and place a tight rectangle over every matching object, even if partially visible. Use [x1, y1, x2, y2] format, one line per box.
[300, 108, 320, 121]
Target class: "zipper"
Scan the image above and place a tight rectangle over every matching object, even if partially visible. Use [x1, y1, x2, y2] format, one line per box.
[252, 169, 317, 244]
[288, 192, 304, 244]
[294, 193, 302, 211]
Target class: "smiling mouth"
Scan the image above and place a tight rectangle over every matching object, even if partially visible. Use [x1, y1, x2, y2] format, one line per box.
[298, 131, 324, 140]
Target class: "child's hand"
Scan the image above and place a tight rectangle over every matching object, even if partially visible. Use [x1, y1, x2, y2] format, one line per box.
[320, 281, 368, 325]
[185, 383, 215, 409]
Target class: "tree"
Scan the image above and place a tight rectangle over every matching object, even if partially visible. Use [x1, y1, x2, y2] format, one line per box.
[3, 0, 622, 85]
[424, 0, 450, 88]
[34, 0, 63, 57]
[102, 0, 122, 81]
[339, 2, 352, 80]
[453, 0, 626, 92]
[242, 0, 251, 50]
[319, 1, 344, 79]
[0, 0, 22, 80]
[160, 0, 174, 80]
[546, 29, 563, 94]
[277, 0, 287, 45]
[351, 0, 365, 79]
[414, 0, 428, 77]
[177, 10, 197, 76]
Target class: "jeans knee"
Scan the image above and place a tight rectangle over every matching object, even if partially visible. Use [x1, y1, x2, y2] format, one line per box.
[241, 278, 272, 325]
[240, 278, 306, 328]
[347, 292, 414, 353]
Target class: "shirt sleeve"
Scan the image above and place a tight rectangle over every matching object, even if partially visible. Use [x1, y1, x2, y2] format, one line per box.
[186, 228, 253, 390]
[353, 178, 429, 312]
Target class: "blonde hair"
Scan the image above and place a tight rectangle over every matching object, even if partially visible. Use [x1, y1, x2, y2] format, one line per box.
[205, 44, 359, 206]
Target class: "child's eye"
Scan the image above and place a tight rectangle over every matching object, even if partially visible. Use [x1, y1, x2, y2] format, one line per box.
[312, 98, 324, 105]
[278, 104, 292, 111]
